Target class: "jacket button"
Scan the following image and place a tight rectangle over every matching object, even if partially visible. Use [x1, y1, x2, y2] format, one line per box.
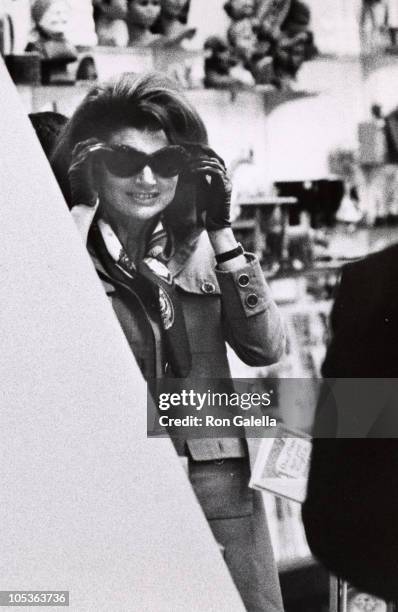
[201, 281, 216, 294]
[238, 273, 250, 288]
[246, 293, 258, 308]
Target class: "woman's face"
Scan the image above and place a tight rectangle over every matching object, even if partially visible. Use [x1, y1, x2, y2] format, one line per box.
[98, 126, 179, 224]
[127, 0, 161, 28]
[162, 0, 186, 19]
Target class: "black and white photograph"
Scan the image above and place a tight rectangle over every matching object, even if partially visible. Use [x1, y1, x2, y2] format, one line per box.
[1, 1, 398, 610]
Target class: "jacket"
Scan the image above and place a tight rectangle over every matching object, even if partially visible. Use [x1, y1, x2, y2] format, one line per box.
[302, 243, 398, 601]
[89, 223, 286, 611]
[90, 226, 285, 462]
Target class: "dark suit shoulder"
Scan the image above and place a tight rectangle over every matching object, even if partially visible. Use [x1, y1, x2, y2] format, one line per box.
[322, 242, 398, 377]
[333, 241, 398, 312]
[342, 241, 398, 281]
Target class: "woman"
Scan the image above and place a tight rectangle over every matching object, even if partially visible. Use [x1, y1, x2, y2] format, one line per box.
[52, 72, 285, 612]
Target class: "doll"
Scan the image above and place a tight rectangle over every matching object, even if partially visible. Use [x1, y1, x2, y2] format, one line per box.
[126, 0, 163, 46]
[227, 16, 257, 63]
[256, 0, 291, 37]
[26, 0, 78, 84]
[224, 0, 257, 59]
[204, 36, 236, 88]
[258, 0, 315, 87]
[204, 35, 254, 88]
[272, 31, 307, 87]
[152, 0, 195, 46]
[273, 0, 315, 85]
[224, 0, 268, 84]
[94, 0, 129, 47]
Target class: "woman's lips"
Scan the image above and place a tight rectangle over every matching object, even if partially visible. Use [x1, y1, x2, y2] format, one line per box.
[127, 192, 160, 202]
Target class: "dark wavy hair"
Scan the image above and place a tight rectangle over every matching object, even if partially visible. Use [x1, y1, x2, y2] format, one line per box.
[51, 71, 208, 234]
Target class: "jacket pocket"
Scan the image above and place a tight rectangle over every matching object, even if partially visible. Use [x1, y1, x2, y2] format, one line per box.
[189, 457, 254, 520]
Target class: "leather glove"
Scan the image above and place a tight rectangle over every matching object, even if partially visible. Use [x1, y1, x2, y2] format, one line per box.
[186, 144, 232, 232]
[68, 138, 104, 243]
[68, 138, 105, 208]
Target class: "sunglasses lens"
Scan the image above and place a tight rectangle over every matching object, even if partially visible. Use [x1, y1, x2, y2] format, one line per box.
[151, 149, 188, 178]
[102, 149, 144, 178]
[101, 146, 188, 178]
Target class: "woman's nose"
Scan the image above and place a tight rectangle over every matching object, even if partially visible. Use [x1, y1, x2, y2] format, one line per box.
[135, 165, 157, 186]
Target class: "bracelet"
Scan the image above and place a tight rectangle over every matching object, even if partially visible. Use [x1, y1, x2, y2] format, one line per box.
[215, 243, 244, 264]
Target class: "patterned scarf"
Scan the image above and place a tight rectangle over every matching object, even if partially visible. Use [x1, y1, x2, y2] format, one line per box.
[96, 219, 192, 378]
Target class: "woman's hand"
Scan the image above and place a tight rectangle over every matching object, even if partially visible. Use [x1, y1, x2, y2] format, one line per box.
[68, 138, 105, 208]
[185, 144, 246, 270]
[186, 144, 232, 232]
[69, 138, 104, 244]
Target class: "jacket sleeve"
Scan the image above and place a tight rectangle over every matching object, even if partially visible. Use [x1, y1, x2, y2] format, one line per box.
[215, 253, 285, 366]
